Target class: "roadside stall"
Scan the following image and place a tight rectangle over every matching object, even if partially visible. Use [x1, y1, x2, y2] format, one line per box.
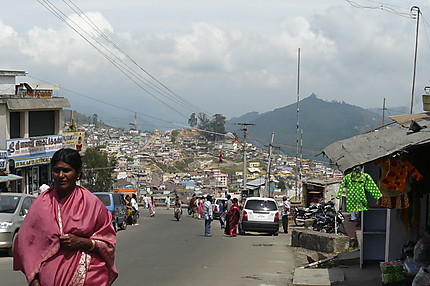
[322, 113, 430, 284]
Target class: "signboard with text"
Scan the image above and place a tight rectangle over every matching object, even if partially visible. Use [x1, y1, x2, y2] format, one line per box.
[14, 156, 51, 168]
[7, 135, 63, 158]
[62, 132, 85, 153]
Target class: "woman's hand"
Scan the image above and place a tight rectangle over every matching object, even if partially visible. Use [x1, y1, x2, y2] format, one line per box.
[60, 233, 92, 251]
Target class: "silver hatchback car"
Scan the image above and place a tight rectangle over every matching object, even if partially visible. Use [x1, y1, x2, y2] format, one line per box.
[0, 193, 36, 256]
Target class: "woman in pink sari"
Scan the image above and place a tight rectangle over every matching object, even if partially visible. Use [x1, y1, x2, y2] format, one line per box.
[148, 195, 156, 217]
[224, 198, 241, 237]
[14, 148, 118, 286]
[197, 198, 204, 219]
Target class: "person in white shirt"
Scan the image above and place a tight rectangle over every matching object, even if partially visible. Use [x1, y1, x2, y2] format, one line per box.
[143, 194, 149, 209]
[131, 194, 139, 210]
[165, 195, 171, 209]
[203, 195, 214, 237]
[281, 196, 291, 234]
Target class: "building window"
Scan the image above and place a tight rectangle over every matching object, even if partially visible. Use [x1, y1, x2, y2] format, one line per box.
[29, 111, 55, 137]
[10, 112, 21, 139]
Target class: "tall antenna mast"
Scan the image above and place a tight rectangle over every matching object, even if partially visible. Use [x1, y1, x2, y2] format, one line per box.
[295, 48, 301, 199]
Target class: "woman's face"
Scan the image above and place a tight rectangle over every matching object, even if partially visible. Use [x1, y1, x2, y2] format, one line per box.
[52, 161, 80, 192]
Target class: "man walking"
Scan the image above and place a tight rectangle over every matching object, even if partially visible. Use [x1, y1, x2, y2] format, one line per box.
[165, 195, 171, 209]
[203, 195, 213, 237]
[281, 196, 291, 234]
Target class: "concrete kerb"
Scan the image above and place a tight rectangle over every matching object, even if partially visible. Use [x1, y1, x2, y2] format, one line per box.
[290, 227, 353, 286]
[291, 228, 351, 254]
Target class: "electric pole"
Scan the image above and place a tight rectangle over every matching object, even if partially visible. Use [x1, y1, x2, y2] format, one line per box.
[235, 122, 255, 200]
[265, 132, 280, 198]
[410, 6, 420, 114]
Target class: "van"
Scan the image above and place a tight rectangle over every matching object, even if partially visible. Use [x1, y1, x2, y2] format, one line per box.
[93, 192, 127, 232]
[239, 197, 279, 236]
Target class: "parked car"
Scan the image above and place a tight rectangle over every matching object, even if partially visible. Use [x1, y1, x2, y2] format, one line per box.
[93, 192, 127, 232]
[213, 198, 227, 220]
[239, 197, 279, 236]
[0, 193, 36, 256]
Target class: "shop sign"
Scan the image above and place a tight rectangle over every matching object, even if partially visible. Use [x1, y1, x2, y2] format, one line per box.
[0, 159, 6, 169]
[62, 132, 85, 152]
[14, 156, 51, 168]
[0, 150, 7, 159]
[7, 135, 63, 158]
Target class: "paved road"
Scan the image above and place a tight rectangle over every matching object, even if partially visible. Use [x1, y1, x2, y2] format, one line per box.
[0, 207, 297, 286]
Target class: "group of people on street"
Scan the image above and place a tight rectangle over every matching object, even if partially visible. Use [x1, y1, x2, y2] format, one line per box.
[124, 194, 139, 225]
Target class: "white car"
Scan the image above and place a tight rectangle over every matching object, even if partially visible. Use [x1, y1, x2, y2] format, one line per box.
[239, 197, 280, 236]
[0, 193, 36, 256]
[213, 198, 227, 220]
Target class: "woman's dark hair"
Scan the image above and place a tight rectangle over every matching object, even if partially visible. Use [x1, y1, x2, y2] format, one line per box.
[51, 148, 82, 174]
[232, 198, 238, 204]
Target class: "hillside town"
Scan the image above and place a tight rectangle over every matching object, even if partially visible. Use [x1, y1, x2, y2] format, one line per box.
[6, 67, 430, 285]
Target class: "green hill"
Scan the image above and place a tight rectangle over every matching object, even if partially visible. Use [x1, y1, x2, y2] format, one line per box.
[227, 94, 382, 158]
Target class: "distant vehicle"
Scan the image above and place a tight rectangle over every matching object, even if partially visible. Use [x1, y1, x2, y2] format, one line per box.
[0, 193, 36, 256]
[93, 192, 127, 232]
[213, 198, 227, 220]
[239, 197, 279, 236]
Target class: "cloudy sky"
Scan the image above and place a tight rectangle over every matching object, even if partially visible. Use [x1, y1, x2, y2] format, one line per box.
[1, 0, 430, 129]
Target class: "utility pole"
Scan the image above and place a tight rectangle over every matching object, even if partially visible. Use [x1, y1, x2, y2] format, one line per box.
[382, 98, 386, 126]
[295, 48, 301, 199]
[235, 123, 255, 200]
[410, 6, 420, 114]
[265, 132, 280, 198]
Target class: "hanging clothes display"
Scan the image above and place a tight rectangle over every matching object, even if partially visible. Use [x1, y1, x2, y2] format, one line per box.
[336, 171, 382, 212]
[376, 194, 410, 209]
[379, 156, 423, 192]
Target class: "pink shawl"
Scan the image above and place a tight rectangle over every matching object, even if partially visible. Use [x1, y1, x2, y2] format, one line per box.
[13, 186, 118, 285]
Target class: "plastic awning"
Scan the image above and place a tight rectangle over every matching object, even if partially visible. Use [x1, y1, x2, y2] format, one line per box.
[0, 174, 23, 183]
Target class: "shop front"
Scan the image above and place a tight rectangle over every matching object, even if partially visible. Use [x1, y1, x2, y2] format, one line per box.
[7, 135, 62, 194]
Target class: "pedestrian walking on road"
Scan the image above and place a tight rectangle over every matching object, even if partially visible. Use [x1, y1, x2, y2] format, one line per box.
[149, 196, 156, 217]
[143, 194, 149, 209]
[226, 194, 232, 213]
[197, 197, 204, 219]
[203, 195, 213, 237]
[165, 195, 171, 210]
[189, 194, 197, 217]
[281, 196, 291, 234]
[224, 198, 241, 237]
[219, 200, 226, 228]
[13, 148, 118, 285]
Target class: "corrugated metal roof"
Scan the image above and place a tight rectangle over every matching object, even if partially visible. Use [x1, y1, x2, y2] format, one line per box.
[389, 112, 430, 126]
[322, 118, 430, 172]
[0, 97, 70, 110]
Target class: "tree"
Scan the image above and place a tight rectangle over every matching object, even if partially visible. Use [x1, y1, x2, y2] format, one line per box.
[211, 114, 226, 141]
[82, 147, 116, 192]
[188, 113, 198, 127]
[171, 130, 179, 143]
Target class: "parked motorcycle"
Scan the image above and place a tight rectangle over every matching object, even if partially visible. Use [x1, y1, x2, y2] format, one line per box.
[312, 209, 346, 235]
[174, 207, 182, 221]
[293, 202, 324, 226]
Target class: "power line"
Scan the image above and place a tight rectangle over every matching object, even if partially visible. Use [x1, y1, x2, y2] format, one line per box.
[344, 0, 413, 18]
[64, 0, 211, 116]
[36, 0, 212, 118]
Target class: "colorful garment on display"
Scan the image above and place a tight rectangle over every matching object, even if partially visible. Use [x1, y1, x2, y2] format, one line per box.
[379, 156, 423, 192]
[336, 171, 382, 212]
[376, 194, 410, 209]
